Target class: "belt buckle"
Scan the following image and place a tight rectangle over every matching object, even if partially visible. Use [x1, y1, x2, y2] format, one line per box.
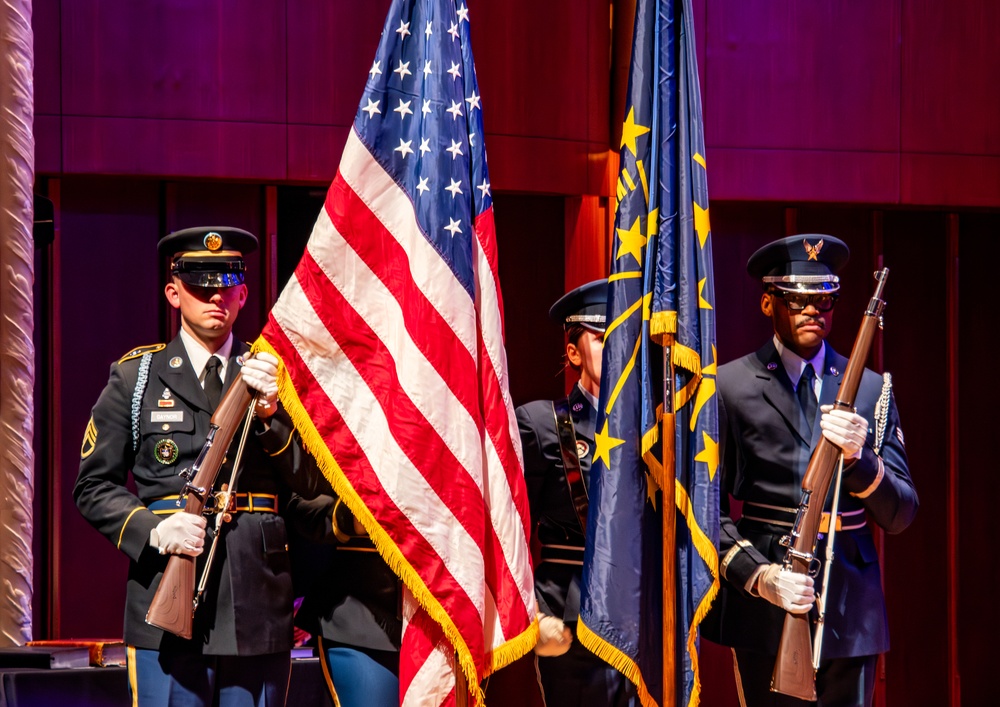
[818, 513, 843, 534]
[204, 489, 235, 517]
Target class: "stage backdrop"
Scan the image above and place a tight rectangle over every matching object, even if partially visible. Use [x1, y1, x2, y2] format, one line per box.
[29, 1, 998, 705]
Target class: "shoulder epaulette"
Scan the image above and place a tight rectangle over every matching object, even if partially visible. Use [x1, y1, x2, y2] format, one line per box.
[119, 343, 166, 364]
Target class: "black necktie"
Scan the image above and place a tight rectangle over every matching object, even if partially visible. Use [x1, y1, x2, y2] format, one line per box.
[204, 356, 223, 409]
[797, 363, 818, 427]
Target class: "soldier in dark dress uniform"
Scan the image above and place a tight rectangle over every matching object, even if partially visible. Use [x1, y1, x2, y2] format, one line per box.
[702, 235, 919, 707]
[285, 492, 401, 707]
[75, 227, 324, 707]
[516, 279, 637, 707]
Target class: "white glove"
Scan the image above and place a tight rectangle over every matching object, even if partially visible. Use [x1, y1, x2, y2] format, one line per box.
[242, 352, 280, 419]
[756, 564, 814, 614]
[151, 512, 207, 556]
[819, 405, 868, 460]
[534, 614, 573, 657]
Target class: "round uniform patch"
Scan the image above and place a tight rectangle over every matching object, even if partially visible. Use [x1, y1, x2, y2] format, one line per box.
[576, 440, 590, 459]
[154, 439, 179, 465]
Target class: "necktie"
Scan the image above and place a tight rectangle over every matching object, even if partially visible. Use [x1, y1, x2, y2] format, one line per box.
[797, 363, 818, 427]
[204, 356, 223, 409]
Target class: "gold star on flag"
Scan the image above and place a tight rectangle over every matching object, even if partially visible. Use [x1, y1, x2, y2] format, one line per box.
[694, 430, 719, 480]
[620, 106, 651, 158]
[689, 376, 716, 431]
[646, 471, 660, 510]
[616, 216, 647, 265]
[593, 420, 626, 470]
[694, 201, 710, 248]
[698, 277, 713, 310]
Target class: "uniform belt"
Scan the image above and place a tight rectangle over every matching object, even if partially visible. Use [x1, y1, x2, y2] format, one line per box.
[147, 493, 278, 514]
[539, 544, 585, 566]
[741, 501, 867, 533]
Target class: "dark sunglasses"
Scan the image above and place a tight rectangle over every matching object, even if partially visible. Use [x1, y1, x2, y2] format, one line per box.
[773, 292, 838, 312]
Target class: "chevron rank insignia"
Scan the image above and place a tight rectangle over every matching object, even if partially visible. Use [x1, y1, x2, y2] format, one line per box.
[81, 416, 98, 459]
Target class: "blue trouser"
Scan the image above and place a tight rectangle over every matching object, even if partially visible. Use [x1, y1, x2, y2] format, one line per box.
[128, 646, 290, 707]
[318, 638, 398, 707]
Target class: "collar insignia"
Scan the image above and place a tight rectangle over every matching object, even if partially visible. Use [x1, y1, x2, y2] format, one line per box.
[576, 440, 590, 459]
[767, 362, 778, 371]
[169, 357, 183, 368]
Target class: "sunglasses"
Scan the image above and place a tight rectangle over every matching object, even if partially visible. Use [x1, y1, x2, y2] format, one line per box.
[773, 292, 838, 312]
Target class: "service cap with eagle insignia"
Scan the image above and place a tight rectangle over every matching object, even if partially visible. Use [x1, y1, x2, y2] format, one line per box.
[158, 226, 258, 288]
[747, 234, 849, 294]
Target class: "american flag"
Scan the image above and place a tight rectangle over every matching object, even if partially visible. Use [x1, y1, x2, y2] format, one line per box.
[256, 1, 537, 705]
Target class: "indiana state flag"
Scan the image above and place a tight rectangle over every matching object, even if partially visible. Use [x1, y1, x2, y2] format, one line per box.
[576, 0, 719, 705]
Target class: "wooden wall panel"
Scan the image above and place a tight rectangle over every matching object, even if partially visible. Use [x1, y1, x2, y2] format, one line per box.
[491, 194, 567, 408]
[901, 0, 1000, 156]
[704, 0, 900, 153]
[62, 117, 287, 180]
[34, 115, 62, 176]
[286, 0, 390, 127]
[33, 0, 60, 116]
[881, 211, 950, 707]
[56, 179, 163, 638]
[473, 1, 609, 145]
[901, 153, 1000, 207]
[287, 125, 347, 184]
[61, 0, 286, 123]
[956, 213, 998, 706]
[707, 148, 900, 204]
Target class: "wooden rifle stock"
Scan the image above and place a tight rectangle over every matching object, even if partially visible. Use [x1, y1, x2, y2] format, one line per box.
[145, 373, 253, 639]
[771, 269, 889, 699]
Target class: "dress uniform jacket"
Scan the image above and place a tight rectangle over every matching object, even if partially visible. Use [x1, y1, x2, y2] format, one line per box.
[703, 340, 918, 658]
[286, 493, 401, 657]
[75, 337, 322, 655]
[516, 383, 596, 624]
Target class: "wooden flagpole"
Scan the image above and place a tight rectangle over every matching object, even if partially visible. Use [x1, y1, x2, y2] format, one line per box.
[662, 347, 677, 704]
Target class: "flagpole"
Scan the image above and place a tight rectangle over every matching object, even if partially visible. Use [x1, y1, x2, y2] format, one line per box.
[663, 346, 677, 705]
[456, 653, 469, 707]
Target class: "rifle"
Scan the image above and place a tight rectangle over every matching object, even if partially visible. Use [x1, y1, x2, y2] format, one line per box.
[770, 268, 889, 700]
[145, 373, 256, 639]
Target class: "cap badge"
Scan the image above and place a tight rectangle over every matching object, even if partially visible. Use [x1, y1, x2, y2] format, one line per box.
[154, 438, 179, 465]
[169, 357, 183, 368]
[204, 232, 223, 251]
[803, 238, 825, 261]
[576, 440, 590, 459]
[766, 362, 778, 371]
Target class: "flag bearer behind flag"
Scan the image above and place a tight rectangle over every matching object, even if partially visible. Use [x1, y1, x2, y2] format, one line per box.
[516, 279, 639, 707]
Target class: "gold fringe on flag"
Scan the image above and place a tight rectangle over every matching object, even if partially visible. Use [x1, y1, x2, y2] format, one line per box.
[252, 338, 537, 704]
